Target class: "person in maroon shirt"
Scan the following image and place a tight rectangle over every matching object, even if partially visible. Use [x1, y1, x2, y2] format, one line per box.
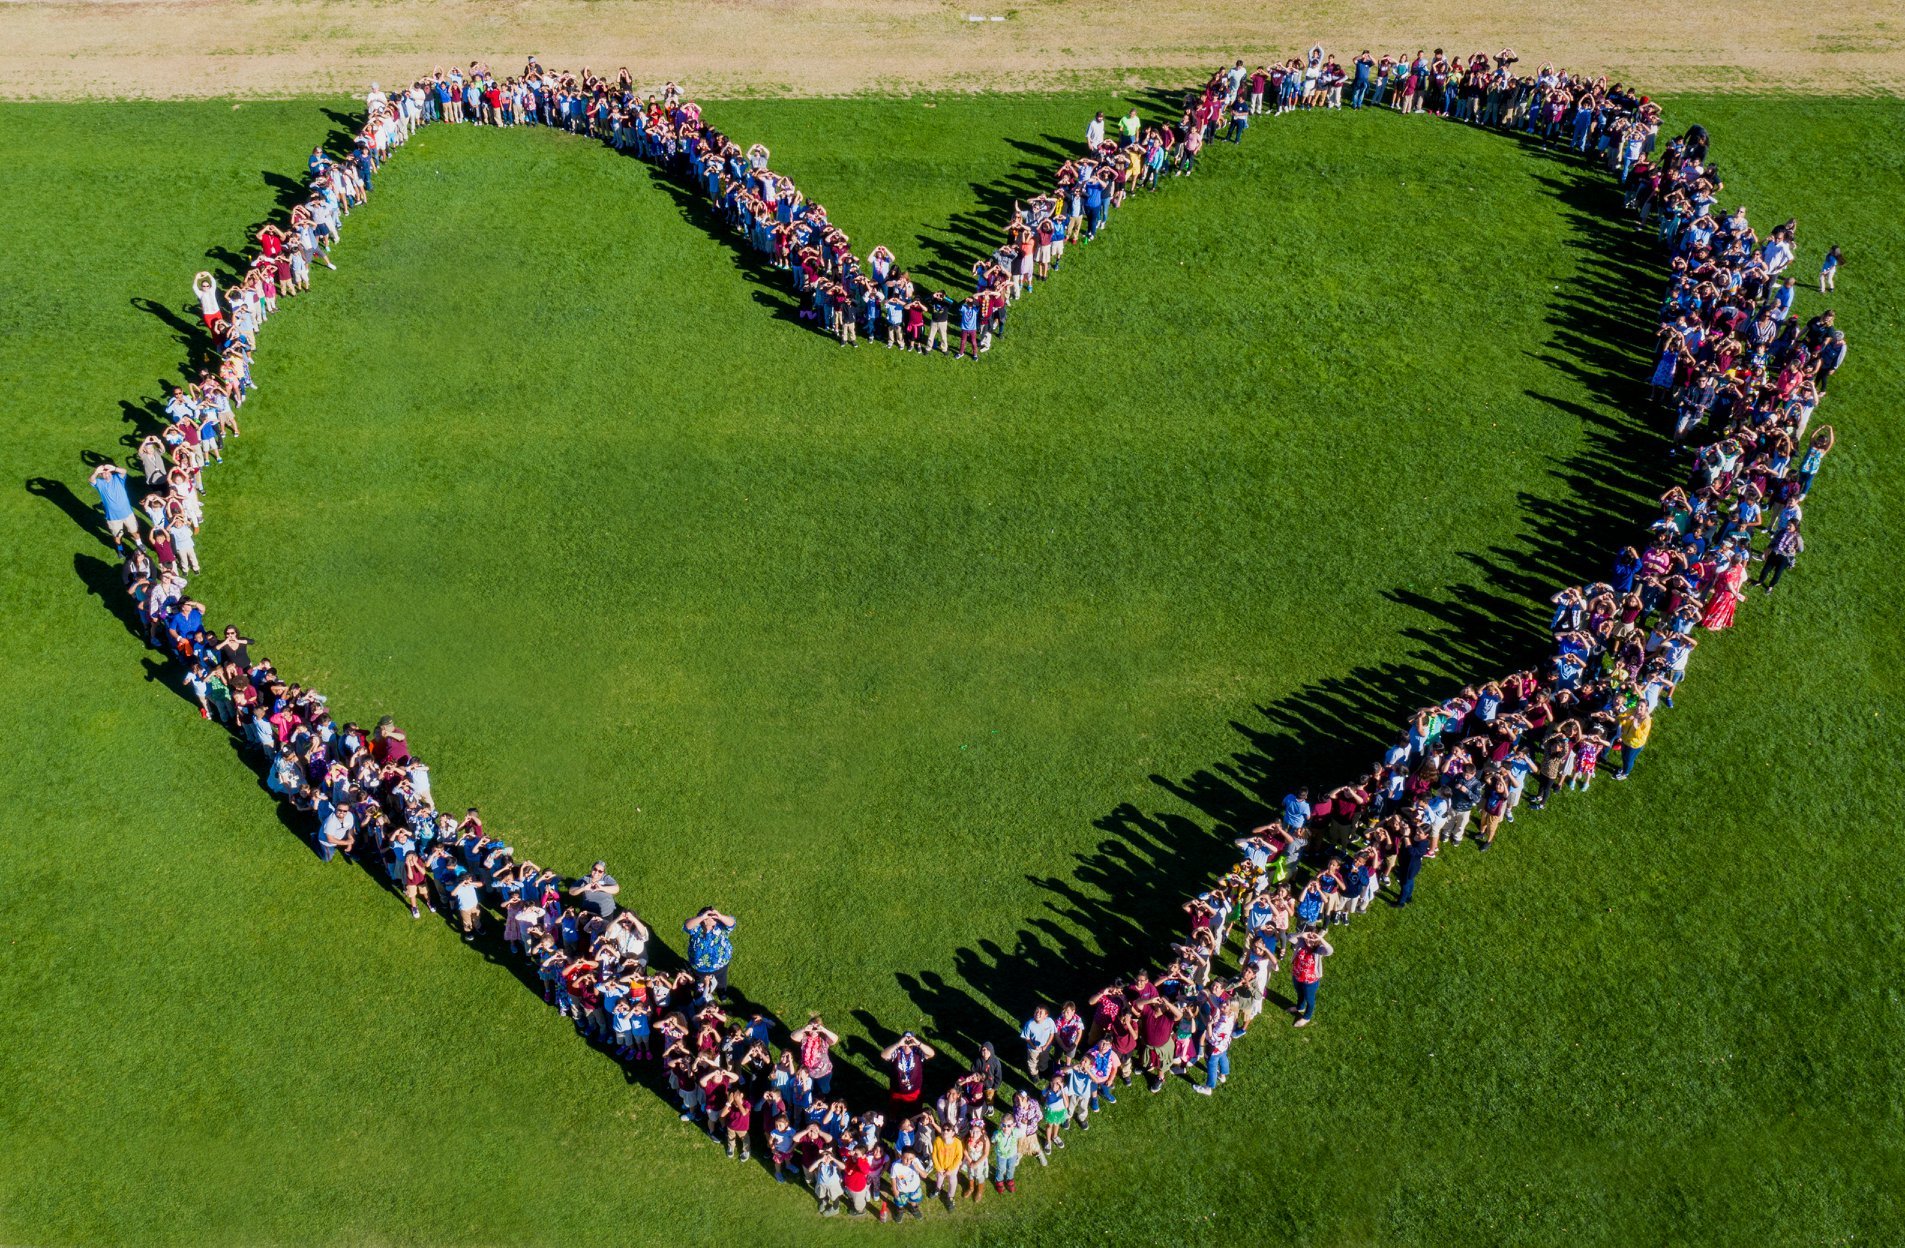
[881, 1033, 935, 1110]
[1137, 996, 1182, 1091]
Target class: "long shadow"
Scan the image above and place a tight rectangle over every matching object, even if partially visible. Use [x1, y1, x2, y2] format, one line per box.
[829, 113, 1679, 1087]
[36, 95, 1695, 1140]
[58, 516, 792, 1148]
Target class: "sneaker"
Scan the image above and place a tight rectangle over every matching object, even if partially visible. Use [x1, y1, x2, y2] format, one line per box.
[1193, 1085, 1213, 1096]
[1006, 1180, 1017, 1193]
[1294, 1017, 1312, 1028]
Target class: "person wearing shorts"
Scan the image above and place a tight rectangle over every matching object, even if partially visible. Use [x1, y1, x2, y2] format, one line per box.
[886, 1152, 926, 1220]
[89, 463, 142, 552]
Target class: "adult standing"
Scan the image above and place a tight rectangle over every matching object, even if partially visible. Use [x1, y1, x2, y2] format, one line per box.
[1759, 520, 1803, 592]
[790, 1013, 841, 1097]
[683, 906, 738, 992]
[881, 1032, 935, 1114]
[89, 463, 142, 554]
[567, 860, 620, 918]
[1290, 930, 1335, 1028]
[1396, 828, 1431, 906]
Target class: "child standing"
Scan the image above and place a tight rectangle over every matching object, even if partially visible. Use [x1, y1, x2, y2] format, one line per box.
[1820, 245, 1841, 293]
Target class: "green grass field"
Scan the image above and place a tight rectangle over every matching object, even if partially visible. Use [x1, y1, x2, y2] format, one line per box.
[2, 91, 1903, 1246]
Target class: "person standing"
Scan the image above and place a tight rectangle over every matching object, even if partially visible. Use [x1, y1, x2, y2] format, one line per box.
[1192, 995, 1237, 1093]
[790, 1013, 840, 1096]
[1137, 995, 1179, 1092]
[88, 463, 143, 553]
[929, 1125, 963, 1210]
[1759, 520, 1803, 592]
[881, 1032, 935, 1114]
[1085, 110, 1106, 149]
[1020, 1005, 1058, 1082]
[1615, 704, 1652, 779]
[1290, 930, 1334, 1027]
[567, 860, 620, 918]
[683, 907, 737, 992]
[886, 1149, 927, 1220]
[1397, 829, 1430, 906]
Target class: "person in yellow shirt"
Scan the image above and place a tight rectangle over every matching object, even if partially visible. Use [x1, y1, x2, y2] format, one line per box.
[930, 1125, 964, 1210]
[1616, 704, 1652, 779]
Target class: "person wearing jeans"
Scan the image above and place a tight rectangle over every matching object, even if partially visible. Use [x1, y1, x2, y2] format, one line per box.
[1351, 52, 1375, 107]
[1290, 931, 1335, 1027]
[1616, 705, 1652, 779]
[1194, 999, 1238, 1094]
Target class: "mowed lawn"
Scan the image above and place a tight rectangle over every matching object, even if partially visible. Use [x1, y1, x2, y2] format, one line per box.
[1, 90, 1902, 1247]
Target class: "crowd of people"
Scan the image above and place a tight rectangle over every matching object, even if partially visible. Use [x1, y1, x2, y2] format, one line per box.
[86, 47, 1849, 1218]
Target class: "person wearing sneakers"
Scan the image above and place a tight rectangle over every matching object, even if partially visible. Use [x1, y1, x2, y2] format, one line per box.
[89, 463, 142, 553]
[1290, 930, 1335, 1027]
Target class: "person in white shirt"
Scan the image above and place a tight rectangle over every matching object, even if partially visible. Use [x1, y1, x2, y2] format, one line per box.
[1084, 111, 1105, 150]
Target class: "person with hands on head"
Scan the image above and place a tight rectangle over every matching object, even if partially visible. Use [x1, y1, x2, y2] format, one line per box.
[683, 906, 737, 992]
[1290, 929, 1335, 1027]
[566, 860, 620, 918]
[881, 1031, 935, 1112]
[789, 1013, 841, 1096]
[89, 463, 143, 554]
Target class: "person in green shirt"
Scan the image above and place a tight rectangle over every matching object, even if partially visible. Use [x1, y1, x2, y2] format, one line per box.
[990, 1116, 1025, 1193]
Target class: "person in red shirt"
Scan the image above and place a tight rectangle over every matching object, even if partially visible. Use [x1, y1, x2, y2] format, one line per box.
[841, 1147, 877, 1216]
[1290, 930, 1335, 1027]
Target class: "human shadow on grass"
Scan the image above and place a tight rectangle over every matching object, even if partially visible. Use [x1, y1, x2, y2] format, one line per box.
[66, 541, 806, 1149]
[818, 122, 1682, 1090]
[42, 100, 1683, 1143]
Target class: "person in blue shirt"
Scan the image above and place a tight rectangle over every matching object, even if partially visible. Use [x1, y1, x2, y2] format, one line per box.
[1020, 1005, 1058, 1079]
[89, 463, 141, 552]
[1351, 51, 1375, 108]
[955, 299, 981, 360]
[684, 907, 738, 992]
[1280, 787, 1311, 833]
[1061, 1059, 1096, 1129]
[1081, 178, 1106, 239]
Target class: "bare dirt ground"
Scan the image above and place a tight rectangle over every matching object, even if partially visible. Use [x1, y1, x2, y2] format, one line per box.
[0, 0, 1900, 99]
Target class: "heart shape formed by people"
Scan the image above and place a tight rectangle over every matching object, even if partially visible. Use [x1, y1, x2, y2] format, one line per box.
[94, 51, 1843, 1216]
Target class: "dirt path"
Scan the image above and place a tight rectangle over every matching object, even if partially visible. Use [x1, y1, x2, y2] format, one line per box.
[1, 0, 1899, 99]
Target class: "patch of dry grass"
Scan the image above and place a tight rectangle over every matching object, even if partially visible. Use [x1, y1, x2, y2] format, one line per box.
[1, 0, 1901, 99]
